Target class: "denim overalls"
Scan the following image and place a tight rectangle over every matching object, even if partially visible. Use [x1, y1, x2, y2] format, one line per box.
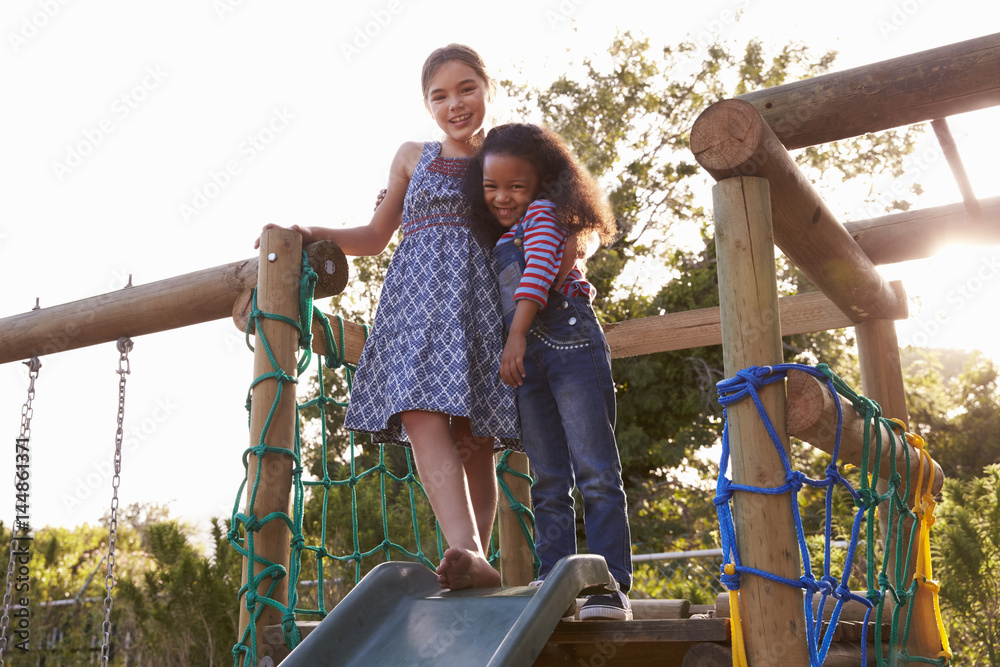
[494, 220, 633, 591]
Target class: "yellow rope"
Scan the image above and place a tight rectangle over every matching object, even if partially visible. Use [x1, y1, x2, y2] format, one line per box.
[888, 420, 953, 663]
[724, 563, 749, 667]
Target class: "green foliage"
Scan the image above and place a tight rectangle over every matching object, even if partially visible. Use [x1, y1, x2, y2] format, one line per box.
[0, 503, 239, 666]
[934, 465, 1000, 665]
[114, 517, 241, 666]
[901, 348, 1000, 481]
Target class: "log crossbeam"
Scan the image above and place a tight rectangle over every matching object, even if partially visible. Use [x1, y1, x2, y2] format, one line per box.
[930, 118, 983, 222]
[736, 32, 1000, 149]
[691, 99, 905, 324]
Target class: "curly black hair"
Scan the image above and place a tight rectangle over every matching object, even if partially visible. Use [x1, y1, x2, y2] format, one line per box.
[462, 123, 616, 247]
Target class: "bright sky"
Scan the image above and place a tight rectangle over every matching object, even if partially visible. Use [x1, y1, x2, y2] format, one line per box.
[1, 0, 998, 542]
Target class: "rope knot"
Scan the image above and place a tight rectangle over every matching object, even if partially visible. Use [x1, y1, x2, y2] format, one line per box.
[245, 590, 259, 610]
[785, 470, 806, 491]
[820, 575, 839, 595]
[714, 478, 733, 505]
[721, 562, 741, 590]
[736, 365, 773, 391]
[833, 582, 853, 602]
[857, 488, 877, 509]
[244, 514, 264, 533]
[272, 368, 296, 385]
[290, 534, 306, 549]
[799, 574, 820, 594]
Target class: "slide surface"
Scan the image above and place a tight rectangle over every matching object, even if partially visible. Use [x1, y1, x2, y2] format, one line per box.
[281, 555, 616, 666]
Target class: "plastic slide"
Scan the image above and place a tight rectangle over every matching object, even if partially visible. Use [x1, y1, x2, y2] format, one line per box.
[281, 554, 617, 666]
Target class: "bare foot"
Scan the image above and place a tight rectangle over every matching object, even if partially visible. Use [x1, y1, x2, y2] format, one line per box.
[435, 547, 501, 590]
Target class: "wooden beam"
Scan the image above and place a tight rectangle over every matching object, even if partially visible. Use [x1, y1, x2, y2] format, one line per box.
[736, 33, 1000, 149]
[933, 119, 983, 221]
[691, 98, 905, 323]
[602, 280, 907, 358]
[713, 176, 808, 664]
[302, 278, 908, 367]
[547, 618, 729, 644]
[845, 196, 1000, 265]
[682, 641, 882, 667]
[785, 369, 943, 497]
[0, 240, 348, 366]
[716, 591, 878, 623]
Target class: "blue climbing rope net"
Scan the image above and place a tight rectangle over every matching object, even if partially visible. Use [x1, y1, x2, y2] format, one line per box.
[714, 363, 950, 667]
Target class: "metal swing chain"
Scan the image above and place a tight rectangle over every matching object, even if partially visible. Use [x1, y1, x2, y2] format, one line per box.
[0, 357, 41, 666]
[101, 337, 131, 667]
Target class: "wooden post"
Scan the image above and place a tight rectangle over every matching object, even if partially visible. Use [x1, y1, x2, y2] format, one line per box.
[237, 228, 303, 662]
[713, 176, 808, 665]
[856, 319, 943, 659]
[496, 451, 534, 587]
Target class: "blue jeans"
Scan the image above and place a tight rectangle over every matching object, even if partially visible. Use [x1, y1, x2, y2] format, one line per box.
[494, 235, 632, 591]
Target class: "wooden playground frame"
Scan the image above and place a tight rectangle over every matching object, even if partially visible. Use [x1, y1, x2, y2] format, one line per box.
[1, 32, 998, 665]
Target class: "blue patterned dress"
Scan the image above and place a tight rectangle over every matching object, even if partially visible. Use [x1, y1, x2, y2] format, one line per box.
[344, 142, 521, 450]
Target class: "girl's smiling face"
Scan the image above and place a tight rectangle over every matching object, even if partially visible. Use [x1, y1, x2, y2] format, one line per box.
[482, 153, 540, 228]
[424, 60, 489, 150]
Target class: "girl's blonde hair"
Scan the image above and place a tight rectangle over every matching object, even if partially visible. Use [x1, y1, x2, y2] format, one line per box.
[421, 44, 497, 101]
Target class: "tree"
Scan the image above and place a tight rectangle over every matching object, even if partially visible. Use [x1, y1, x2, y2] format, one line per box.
[505, 31, 917, 553]
[933, 464, 1000, 664]
[115, 517, 241, 666]
[901, 347, 1000, 481]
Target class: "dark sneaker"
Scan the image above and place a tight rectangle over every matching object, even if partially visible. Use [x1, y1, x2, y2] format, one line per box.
[579, 588, 632, 621]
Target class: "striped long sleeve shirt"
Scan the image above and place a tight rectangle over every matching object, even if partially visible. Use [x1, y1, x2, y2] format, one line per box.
[496, 199, 596, 308]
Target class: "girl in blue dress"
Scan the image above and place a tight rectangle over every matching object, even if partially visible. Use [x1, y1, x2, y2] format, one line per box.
[464, 123, 633, 619]
[258, 45, 517, 590]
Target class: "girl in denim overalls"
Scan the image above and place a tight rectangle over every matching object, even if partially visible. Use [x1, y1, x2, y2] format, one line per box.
[464, 123, 634, 619]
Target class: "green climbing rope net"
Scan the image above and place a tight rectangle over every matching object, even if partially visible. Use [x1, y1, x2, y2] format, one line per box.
[227, 253, 536, 666]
